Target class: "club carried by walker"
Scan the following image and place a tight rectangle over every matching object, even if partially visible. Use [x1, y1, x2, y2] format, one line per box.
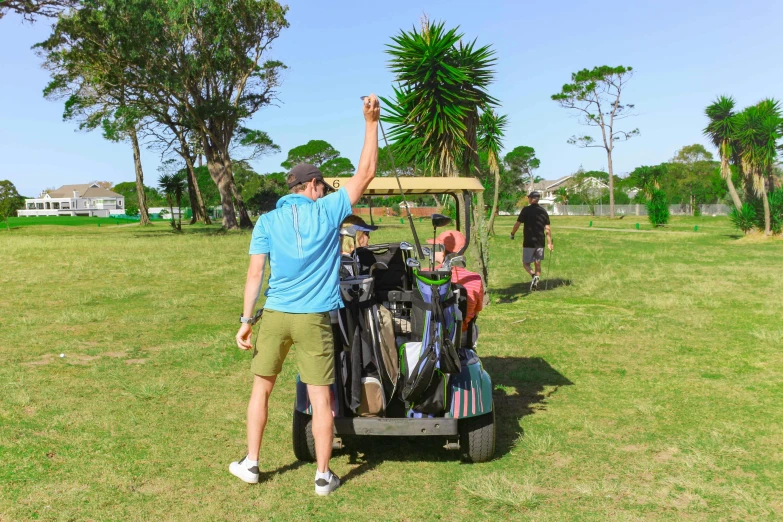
[361, 95, 425, 259]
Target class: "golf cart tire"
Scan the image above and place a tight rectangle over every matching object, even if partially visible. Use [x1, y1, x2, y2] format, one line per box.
[292, 409, 316, 462]
[459, 405, 496, 463]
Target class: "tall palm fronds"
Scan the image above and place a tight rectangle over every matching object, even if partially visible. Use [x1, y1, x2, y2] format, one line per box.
[158, 172, 187, 230]
[478, 109, 507, 233]
[704, 96, 743, 211]
[381, 20, 498, 177]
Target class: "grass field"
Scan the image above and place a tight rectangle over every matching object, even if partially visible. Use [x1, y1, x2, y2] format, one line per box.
[1, 216, 782, 520]
[4, 216, 141, 228]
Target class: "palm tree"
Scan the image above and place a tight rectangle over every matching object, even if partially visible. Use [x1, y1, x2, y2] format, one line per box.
[381, 19, 498, 177]
[704, 96, 744, 211]
[382, 17, 499, 287]
[158, 172, 187, 231]
[478, 109, 507, 234]
[734, 99, 782, 236]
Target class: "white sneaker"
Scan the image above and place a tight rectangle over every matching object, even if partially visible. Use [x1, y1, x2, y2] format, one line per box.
[530, 275, 540, 291]
[315, 470, 341, 496]
[229, 456, 260, 484]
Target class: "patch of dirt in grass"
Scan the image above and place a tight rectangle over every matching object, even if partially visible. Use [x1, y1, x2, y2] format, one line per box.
[729, 466, 756, 479]
[66, 355, 101, 365]
[654, 447, 678, 462]
[22, 354, 55, 366]
[124, 358, 149, 365]
[103, 351, 127, 358]
[550, 452, 572, 468]
[620, 444, 648, 452]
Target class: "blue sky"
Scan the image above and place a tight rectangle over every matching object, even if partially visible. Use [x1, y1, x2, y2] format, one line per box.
[2, 0, 781, 197]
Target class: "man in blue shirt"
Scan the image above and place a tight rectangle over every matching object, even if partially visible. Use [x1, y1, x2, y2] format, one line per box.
[230, 94, 380, 495]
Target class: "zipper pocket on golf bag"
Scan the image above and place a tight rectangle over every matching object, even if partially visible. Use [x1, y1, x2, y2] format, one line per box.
[410, 370, 447, 415]
[401, 343, 438, 404]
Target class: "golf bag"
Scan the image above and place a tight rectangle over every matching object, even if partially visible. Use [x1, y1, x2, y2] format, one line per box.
[400, 270, 462, 415]
[337, 273, 399, 417]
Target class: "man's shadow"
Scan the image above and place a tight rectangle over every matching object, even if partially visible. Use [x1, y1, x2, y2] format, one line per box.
[336, 356, 572, 484]
[494, 278, 572, 303]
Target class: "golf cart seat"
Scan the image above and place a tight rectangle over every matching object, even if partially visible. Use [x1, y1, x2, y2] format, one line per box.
[355, 243, 411, 296]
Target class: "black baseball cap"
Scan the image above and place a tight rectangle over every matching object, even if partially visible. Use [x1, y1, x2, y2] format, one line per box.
[528, 191, 541, 198]
[287, 163, 334, 191]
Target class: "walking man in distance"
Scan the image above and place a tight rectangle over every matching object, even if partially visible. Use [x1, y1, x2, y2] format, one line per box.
[510, 191, 553, 291]
[231, 94, 380, 495]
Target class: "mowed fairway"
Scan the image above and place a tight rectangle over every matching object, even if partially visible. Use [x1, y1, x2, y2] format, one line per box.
[1, 216, 782, 520]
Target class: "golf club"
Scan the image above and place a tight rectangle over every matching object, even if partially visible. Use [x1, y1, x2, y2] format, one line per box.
[361, 95, 425, 259]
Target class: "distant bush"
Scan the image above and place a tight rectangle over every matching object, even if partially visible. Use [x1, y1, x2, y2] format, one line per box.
[125, 203, 139, 216]
[646, 189, 669, 226]
[729, 203, 756, 234]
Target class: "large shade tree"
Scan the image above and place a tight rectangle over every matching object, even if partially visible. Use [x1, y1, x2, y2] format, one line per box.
[37, 0, 290, 230]
[0, 0, 77, 20]
[504, 146, 540, 192]
[552, 66, 639, 218]
[0, 180, 25, 230]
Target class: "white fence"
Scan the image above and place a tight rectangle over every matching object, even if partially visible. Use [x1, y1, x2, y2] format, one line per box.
[549, 204, 731, 217]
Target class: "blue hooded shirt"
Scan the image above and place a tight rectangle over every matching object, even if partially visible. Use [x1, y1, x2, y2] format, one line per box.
[249, 188, 352, 313]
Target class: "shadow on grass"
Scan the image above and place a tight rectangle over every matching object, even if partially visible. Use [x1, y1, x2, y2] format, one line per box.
[130, 226, 235, 238]
[259, 460, 307, 483]
[336, 356, 572, 484]
[494, 278, 572, 303]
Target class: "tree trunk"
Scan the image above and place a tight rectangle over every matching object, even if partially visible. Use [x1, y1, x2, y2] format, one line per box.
[761, 177, 771, 236]
[606, 148, 615, 218]
[487, 167, 500, 234]
[204, 146, 239, 230]
[129, 127, 151, 226]
[229, 176, 254, 229]
[176, 133, 210, 225]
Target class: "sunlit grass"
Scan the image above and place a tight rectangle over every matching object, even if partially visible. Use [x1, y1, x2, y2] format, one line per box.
[1, 215, 782, 519]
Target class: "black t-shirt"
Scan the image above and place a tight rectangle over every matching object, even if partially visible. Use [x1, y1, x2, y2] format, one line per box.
[516, 204, 550, 248]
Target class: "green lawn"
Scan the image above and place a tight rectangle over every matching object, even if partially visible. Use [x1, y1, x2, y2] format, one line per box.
[4, 215, 140, 228]
[1, 216, 782, 520]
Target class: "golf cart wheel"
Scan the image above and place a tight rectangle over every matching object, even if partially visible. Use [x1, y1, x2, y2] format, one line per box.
[459, 404, 496, 463]
[292, 409, 316, 462]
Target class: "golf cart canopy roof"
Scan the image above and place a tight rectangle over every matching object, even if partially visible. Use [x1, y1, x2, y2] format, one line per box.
[323, 177, 484, 196]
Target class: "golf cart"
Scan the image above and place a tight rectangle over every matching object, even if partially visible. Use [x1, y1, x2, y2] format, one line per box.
[292, 177, 495, 463]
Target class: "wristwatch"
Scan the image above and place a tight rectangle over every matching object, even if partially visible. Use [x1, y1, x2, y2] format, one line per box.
[240, 308, 263, 326]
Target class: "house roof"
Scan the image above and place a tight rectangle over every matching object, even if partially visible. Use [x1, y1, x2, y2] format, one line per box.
[530, 176, 573, 192]
[47, 183, 123, 198]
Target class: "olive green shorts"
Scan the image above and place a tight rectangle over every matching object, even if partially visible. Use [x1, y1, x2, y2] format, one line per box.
[251, 310, 335, 386]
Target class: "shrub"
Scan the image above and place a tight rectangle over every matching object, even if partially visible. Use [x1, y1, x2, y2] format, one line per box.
[729, 203, 756, 234]
[125, 203, 139, 217]
[646, 189, 669, 226]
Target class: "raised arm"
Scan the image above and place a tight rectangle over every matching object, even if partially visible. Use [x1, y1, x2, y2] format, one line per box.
[344, 94, 380, 205]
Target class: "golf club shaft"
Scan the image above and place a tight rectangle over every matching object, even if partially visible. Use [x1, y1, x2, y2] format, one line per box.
[366, 97, 424, 259]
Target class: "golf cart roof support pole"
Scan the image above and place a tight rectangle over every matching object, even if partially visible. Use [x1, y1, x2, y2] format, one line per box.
[457, 190, 471, 256]
[451, 191, 461, 232]
[377, 119, 425, 259]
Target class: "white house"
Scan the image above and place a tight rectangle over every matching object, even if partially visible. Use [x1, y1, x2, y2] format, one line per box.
[18, 183, 126, 218]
